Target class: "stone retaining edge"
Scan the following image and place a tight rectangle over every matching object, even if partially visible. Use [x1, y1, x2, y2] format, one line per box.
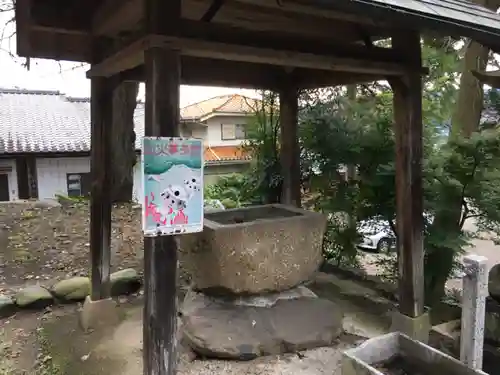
[319, 261, 464, 324]
[0, 268, 142, 320]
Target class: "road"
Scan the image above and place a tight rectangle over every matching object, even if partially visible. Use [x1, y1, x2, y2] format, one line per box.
[361, 218, 500, 292]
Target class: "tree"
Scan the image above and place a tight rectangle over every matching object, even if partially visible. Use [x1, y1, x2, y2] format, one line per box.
[243, 90, 282, 204]
[298, 38, 500, 307]
[204, 36, 500, 307]
[423, 0, 499, 303]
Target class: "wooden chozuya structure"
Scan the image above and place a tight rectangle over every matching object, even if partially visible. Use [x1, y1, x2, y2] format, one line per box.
[13, 0, 500, 374]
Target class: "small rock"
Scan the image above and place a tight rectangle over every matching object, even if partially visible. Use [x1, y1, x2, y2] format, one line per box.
[34, 199, 61, 209]
[118, 296, 128, 304]
[15, 286, 53, 309]
[0, 294, 17, 319]
[110, 268, 141, 296]
[52, 277, 90, 301]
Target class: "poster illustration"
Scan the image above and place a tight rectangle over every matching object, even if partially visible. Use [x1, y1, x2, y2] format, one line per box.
[142, 137, 204, 236]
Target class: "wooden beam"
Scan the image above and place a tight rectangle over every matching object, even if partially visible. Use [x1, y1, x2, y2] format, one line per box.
[121, 57, 387, 89]
[30, 0, 91, 34]
[142, 0, 181, 374]
[279, 80, 301, 206]
[232, 0, 385, 27]
[176, 19, 394, 60]
[22, 29, 95, 62]
[472, 69, 500, 88]
[391, 31, 425, 319]
[24, 13, 399, 66]
[89, 0, 388, 39]
[295, 70, 388, 88]
[15, 157, 30, 200]
[184, 0, 388, 40]
[122, 57, 284, 88]
[22, 27, 387, 88]
[87, 32, 418, 78]
[15, 0, 32, 59]
[93, 0, 141, 35]
[143, 48, 181, 375]
[89, 74, 115, 301]
[27, 156, 39, 199]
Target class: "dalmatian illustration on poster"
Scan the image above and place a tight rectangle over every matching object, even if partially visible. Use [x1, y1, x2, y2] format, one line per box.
[142, 137, 204, 236]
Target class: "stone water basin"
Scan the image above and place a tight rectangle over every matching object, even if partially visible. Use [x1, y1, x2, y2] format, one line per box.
[180, 204, 327, 295]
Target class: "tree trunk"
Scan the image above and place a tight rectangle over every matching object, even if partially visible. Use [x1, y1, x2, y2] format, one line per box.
[425, 0, 493, 305]
[346, 85, 357, 229]
[110, 81, 139, 203]
[450, 39, 489, 138]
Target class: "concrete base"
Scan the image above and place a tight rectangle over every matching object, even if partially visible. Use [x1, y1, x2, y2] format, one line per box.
[80, 296, 119, 332]
[342, 332, 488, 375]
[429, 319, 461, 357]
[390, 310, 431, 343]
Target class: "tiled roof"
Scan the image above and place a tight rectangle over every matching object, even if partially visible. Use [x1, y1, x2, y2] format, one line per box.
[180, 94, 258, 120]
[0, 89, 95, 154]
[0, 88, 253, 163]
[204, 146, 251, 162]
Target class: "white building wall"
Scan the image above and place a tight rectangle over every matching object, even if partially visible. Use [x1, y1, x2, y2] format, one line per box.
[36, 156, 143, 203]
[205, 115, 249, 147]
[191, 126, 207, 140]
[0, 159, 19, 200]
[33, 117, 251, 202]
[132, 159, 142, 204]
[36, 157, 91, 199]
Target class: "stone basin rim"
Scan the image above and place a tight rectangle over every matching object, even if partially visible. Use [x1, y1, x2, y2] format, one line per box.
[204, 203, 325, 229]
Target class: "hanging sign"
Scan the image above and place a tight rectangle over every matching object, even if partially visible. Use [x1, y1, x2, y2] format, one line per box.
[142, 137, 204, 236]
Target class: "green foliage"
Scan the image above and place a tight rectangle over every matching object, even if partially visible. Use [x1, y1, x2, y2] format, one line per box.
[204, 174, 254, 208]
[243, 91, 283, 204]
[55, 194, 88, 205]
[298, 41, 500, 305]
[205, 40, 500, 306]
[205, 90, 283, 207]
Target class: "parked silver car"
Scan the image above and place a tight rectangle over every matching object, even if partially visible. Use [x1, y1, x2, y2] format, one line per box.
[357, 217, 395, 252]
[357, 213, 434, 252]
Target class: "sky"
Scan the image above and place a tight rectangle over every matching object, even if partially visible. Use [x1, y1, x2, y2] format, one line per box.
[0, 11, 258, 108]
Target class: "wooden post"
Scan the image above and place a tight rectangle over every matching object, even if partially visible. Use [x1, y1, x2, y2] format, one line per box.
[142, 1, 181, 375]
[391, 31, 425, 318]
[279, 80, 301, 207]
[89, 75, 114, 301]
[143, 46, 181, 375]
[15, 156, 29, 199]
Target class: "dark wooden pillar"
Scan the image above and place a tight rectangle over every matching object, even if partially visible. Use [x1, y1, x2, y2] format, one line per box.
[143, 0, 181, 374]
[16, 156, 38, 199]
[391, 31, 425, 318]
[16, 156, 30, 199]
[279, 81, 301, 207]
[89, 75, 114, 301]
[27, 156, 38, 199]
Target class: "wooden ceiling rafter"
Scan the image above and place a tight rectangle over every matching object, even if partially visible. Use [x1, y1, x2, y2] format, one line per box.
[86, 33, 421, 79]
[118, 57, 384, 89]
[92, 0, 141, 36]
[31, 0, 392, 43]
[230, 0, 384, 26]
[18, 0, 427, 89]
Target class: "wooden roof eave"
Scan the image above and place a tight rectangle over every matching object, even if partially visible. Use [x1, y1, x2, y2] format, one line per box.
[472, 70, 500, 89]
[309, 0, 500, 51]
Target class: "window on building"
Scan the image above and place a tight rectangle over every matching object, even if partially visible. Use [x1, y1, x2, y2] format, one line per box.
[66, 173, 91, 197]
[221, 124, 246, 140]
